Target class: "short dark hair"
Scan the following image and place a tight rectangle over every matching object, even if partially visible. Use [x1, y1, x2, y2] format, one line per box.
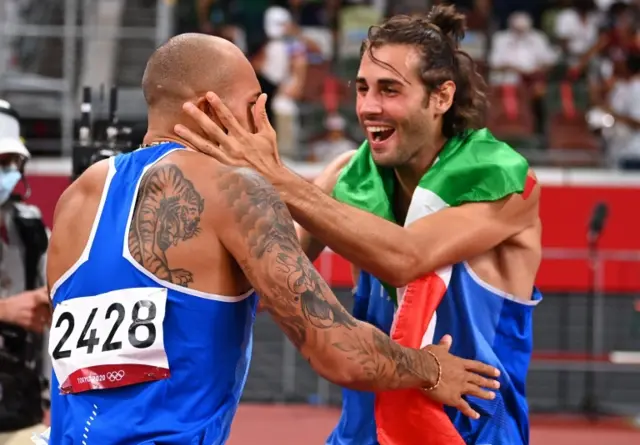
[361, 5, 488, 138]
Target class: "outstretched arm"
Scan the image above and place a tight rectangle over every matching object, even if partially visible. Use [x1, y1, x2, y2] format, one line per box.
[211, 166, 439, 391]
[176, 93, 539, 289]
[276, 170, 540, 288]
[297, 150, 356, 262]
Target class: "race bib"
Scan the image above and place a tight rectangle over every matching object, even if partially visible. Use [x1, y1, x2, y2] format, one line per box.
[49, 287, 171, 394]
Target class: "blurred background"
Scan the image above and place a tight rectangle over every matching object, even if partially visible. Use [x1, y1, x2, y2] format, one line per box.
[3, 0, 640, 443]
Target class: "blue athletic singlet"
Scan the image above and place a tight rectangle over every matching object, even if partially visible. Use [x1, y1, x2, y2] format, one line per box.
[327, 263, 541, 445]
[326, 271, 394, 445]
[48, 143, 257, 445]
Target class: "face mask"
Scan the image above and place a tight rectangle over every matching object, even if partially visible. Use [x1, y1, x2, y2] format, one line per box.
[0, 166, 21, 205]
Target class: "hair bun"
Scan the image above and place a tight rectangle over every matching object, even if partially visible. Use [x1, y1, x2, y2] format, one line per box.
[427, 4, 467, 46]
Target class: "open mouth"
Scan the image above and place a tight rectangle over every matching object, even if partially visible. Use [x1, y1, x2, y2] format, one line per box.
[367, 126, 396, 143]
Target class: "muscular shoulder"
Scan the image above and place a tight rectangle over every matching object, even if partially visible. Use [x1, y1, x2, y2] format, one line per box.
[160, 151, 281, 212]
[192, 160, 298, 259]
[157, 152, 296, 251]
[482, 167, 540, 231]
[208, 166, 298, 258]
[53, 159, 110, 225]
[314, 149, 356, 193]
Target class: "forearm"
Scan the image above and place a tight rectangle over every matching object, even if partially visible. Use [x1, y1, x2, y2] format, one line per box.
[309, 318, 438, 391]
[274, 170, 415, 287]
[258, 274, 436, 391]
[247, 253, 436, 390]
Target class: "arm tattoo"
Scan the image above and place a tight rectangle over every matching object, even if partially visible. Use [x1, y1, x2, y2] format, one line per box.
[128, 164, 204, 287]
[219, 168, 434, 390]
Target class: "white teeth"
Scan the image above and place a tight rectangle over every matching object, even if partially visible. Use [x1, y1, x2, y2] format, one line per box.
[367, 126, 393, 133]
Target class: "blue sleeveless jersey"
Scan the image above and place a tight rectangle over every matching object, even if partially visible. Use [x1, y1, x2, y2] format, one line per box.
[327, 263, 541, 445]
[48, 143, 257, 444]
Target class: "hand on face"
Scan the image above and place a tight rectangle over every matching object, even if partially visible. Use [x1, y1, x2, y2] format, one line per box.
[175, 92, 281, 178]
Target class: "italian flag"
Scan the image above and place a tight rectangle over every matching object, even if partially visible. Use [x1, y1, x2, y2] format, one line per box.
[333, 128, 530, 444]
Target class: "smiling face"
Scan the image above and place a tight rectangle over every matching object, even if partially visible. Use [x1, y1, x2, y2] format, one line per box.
[355, 43, 454, 167]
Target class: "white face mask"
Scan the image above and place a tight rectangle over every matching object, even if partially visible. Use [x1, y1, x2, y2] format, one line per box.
[0, 164, 21, 205]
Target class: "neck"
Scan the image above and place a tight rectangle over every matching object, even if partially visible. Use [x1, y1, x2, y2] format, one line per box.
[393, 133, 447, 197]
[143, 129, 199, 153]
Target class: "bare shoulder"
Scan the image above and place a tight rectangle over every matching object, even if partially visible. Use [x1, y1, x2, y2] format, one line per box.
[53, 159, 110, 225]
[327, 149, 357, 172]
[491, 167, 540, 228]
[207, 165, 299, 259]
[167, 151, 285, 214]
[313, 149, 357, 193]
[159, 151, 298, 257]
[48, 159, 111, 290]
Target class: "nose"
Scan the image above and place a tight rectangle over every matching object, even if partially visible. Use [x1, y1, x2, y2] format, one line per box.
[357, 91, 383, 117]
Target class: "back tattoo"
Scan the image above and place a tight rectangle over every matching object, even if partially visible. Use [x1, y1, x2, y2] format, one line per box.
[128, 164, 205, 287]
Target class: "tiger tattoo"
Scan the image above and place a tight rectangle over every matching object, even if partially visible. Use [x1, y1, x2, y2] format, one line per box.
[128, 164, 205, 287]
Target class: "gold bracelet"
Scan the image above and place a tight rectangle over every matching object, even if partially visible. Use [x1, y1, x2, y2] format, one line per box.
[423, 349, 442, 391]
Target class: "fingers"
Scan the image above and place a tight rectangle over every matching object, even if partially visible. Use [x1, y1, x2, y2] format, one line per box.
[464, 382, 497, 401]
[438, 334, 452, 351]
[182, 102, 228, 144]
[456, 398, 480, 420]
[467, 372, 500, 390]
[33, 288, 50, 305]
[37, 305, 52, 327]
[205, 92, 244, 135]
[464, 359, 501, 378]
[253, 93, 274, 134]
[174, 124, 233, 164]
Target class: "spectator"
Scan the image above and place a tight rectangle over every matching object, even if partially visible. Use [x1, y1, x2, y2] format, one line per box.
[0, 100, 50, 444]
[261, 6, 308, 160]
[570, 1, 640, 84]
[555, 0, 601, 64]
[488, 11, 557, 133]
[602, 53, 640, 169]
[310, 114, 358, 162]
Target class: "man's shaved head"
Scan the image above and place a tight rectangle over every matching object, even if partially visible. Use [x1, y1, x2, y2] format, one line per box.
[142, 33, 251, 109]
[141, 33, 262, 142]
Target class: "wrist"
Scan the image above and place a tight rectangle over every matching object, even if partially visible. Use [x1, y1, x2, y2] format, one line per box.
[408, 346, 440, 389]
[422, 348, 442, 391]
[268, 165, 299, 195]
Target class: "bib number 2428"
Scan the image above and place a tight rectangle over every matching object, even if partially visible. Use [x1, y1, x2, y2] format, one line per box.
[49, 287, 171, 394]
[52, 299, 157, 358]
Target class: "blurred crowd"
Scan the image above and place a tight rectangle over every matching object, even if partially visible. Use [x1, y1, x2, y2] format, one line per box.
[173, 0, 640, 169]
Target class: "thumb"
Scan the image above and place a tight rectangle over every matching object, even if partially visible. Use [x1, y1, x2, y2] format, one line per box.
[439, 334, 453, 350]
[253, 93, 272, 133]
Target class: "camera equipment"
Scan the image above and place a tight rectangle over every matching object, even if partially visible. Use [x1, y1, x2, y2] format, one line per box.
[71, 85, 136, 181]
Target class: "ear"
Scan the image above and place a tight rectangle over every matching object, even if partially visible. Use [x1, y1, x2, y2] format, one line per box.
[194, 95, 209, 114]
[433, 80, 456, 115]
[193, 95, 226, 132]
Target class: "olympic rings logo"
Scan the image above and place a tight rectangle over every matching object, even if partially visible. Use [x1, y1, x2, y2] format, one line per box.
[106, 370, 125, 382]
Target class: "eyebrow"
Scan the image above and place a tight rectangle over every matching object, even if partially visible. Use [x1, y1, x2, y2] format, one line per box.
[355, 77, 408, 87]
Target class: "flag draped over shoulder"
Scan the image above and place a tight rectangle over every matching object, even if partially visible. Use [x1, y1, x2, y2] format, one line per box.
[332, 128, 530, 445]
